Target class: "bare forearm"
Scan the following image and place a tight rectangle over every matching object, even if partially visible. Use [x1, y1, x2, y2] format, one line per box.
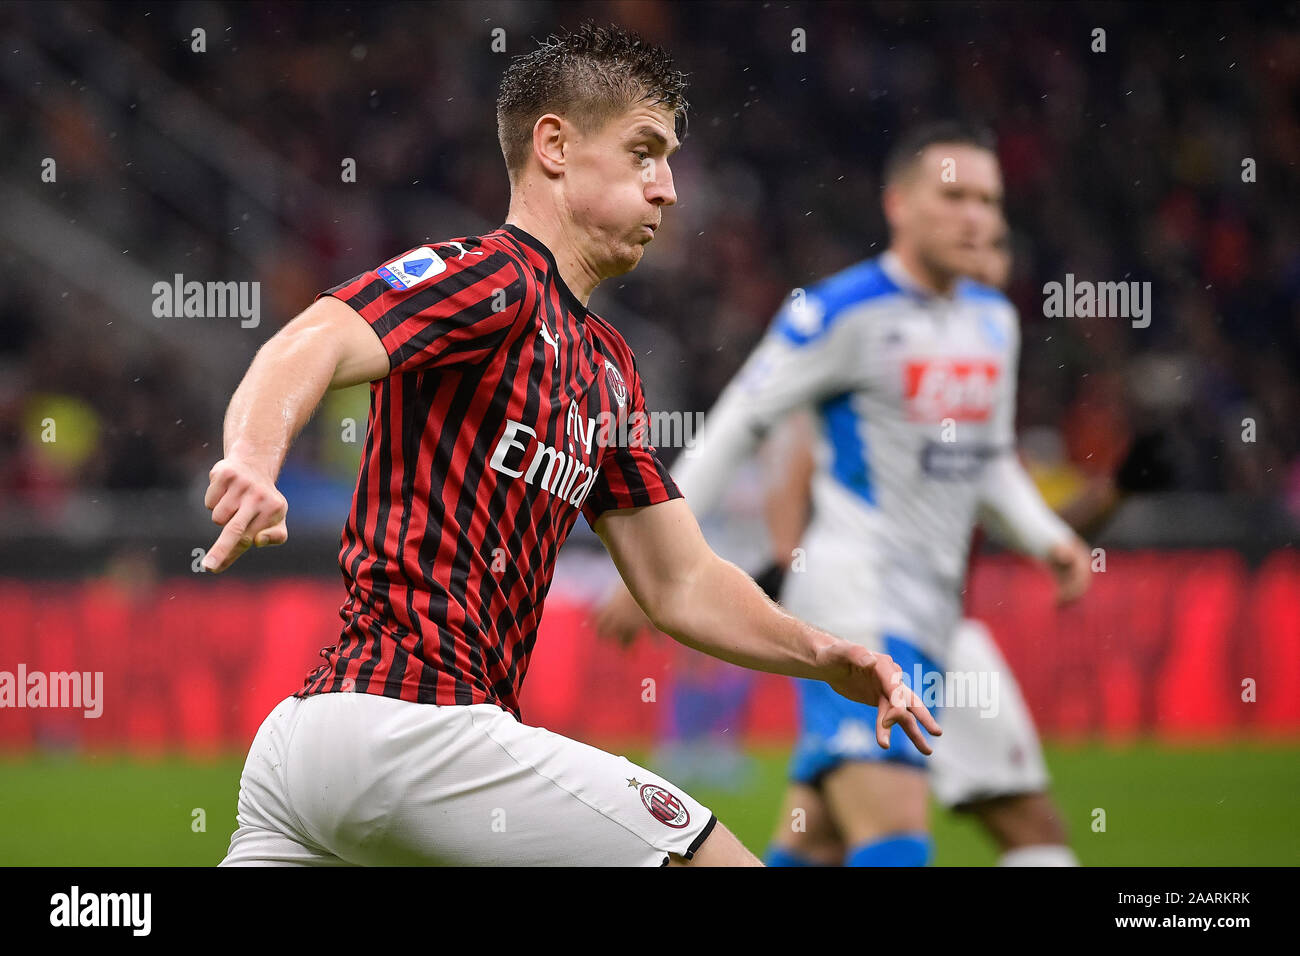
[652, 554, 839, 682]
[222, 331, 336, 479]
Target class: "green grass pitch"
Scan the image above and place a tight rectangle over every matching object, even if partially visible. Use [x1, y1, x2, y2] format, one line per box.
[1, 742, 1296, 865]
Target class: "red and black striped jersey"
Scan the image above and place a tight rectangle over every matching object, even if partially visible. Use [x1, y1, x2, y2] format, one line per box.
[295, 224, 681, 719]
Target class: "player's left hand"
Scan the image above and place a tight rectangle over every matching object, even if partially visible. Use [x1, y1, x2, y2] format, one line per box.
[591, 582, 654, 647]
[1047, 535, 1092, 605]
[819, 642, 942, 755]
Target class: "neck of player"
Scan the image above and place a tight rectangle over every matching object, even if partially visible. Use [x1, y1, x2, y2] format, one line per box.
[505, 204, 602, 306]
[890, 242, 959, 297]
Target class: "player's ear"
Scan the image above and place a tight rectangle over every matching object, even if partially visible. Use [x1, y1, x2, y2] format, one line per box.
[532, 113, 567, 177]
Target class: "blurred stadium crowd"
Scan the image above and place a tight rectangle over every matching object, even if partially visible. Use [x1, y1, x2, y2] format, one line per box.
[2, 1, 1298, 529]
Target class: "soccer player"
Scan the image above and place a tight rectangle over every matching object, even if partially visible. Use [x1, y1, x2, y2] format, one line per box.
[596, 121, 1091, 867]
[204, 24, 936, 867]
[752, 223, 1082, 866]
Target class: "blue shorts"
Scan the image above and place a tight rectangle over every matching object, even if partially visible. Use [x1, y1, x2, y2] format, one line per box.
[789, 635, 941, 786]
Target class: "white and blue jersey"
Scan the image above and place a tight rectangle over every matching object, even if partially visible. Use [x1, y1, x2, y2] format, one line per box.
[673, 250, 1072, 779]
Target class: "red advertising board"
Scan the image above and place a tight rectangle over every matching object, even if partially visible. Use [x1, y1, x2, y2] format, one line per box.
[0, 550, 1296, 753]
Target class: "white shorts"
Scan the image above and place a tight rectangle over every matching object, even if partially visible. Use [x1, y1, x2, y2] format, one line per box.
[220, 692, 717, 866]
[928, 619, 1052, 809]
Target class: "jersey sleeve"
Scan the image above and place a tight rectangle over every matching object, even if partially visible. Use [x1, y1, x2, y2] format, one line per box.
[975, 305, 1075, 557]
[581, 358, 683, 527]
[671, 287, 865, 516]
[317, 241, 527, 376]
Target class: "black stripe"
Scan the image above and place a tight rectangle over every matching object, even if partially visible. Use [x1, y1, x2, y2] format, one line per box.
[684, 814, 718, 860]
[336, 275, 389, 311]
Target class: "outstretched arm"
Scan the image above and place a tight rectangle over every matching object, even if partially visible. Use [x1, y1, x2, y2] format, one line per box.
[593, 497, 941, 753]
[202, 295, 390, 572]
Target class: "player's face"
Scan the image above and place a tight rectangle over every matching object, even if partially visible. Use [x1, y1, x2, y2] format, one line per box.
[563, 102, 679, 278]
[890, 144, 1004, 283]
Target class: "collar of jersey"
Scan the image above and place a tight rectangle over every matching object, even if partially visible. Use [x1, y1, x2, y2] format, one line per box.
[499, 223, 593, 323]
[880, 249, 960, 303]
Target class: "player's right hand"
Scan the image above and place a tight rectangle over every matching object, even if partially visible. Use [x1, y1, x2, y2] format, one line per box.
[1047, 535, 1092, 605]
[201, 458, 288, 573]
[819, 641, 942, 755]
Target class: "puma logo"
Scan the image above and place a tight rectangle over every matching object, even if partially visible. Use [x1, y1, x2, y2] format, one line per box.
[440, 241, 483, 260]
[539, 320, 559, 368]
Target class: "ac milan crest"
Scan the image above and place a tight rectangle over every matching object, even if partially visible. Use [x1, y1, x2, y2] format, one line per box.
[627, 778, 690, 828]
[605, 360, 627, 409]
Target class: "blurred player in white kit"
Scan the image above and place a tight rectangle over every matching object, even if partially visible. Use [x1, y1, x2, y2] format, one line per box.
[756, 217, 1085, 866]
